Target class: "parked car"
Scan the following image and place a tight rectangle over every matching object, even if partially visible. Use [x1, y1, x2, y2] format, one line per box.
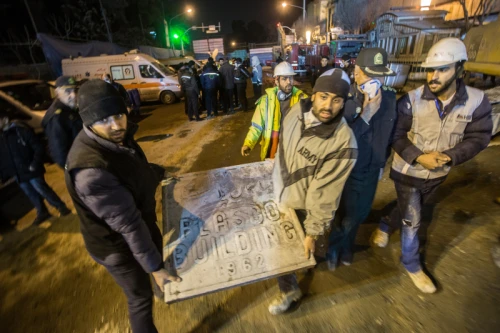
[0, 80, 53, 133]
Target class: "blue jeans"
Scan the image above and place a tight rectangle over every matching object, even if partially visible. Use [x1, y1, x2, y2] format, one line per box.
[328, 169, 380, 262]
[380, 182, 439, 273]
[18, 177, 66, 216]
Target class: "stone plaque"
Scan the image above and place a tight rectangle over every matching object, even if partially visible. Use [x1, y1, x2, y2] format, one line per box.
[162, 161, 316, 303]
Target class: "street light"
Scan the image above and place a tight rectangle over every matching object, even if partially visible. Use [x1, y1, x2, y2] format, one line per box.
[281, 1, 306, 21]
[168, 7, 194, 49]
[231, 41, 236, 46]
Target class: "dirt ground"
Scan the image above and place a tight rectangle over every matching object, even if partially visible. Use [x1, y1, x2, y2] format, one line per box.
[1, 83, 499, 333]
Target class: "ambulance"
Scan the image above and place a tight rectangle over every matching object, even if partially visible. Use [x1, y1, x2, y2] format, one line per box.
[62, 51, 182, 104]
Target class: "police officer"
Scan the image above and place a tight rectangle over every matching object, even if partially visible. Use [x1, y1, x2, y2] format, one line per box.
[327, 48, 397, 270]
[178, 62, 202, 121]
[219, 57, 236, 115]
[42, 76, 83, 168]
[201, 62, 221, 119]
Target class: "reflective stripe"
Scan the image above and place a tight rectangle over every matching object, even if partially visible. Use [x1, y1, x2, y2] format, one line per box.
[251, 122, 263, 131]
[203, 73, 219, 76]
[181, 76, 192, 79]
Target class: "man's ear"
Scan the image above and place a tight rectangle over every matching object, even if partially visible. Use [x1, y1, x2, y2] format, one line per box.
[311, 93, 316, 102]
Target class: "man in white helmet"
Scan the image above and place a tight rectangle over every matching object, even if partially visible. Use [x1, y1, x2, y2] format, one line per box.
[241, 62, 307, 160]
[371, 38, 492, 293]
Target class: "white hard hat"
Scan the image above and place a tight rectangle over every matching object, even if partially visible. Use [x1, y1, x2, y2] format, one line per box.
[421, 37, 468, 68]
[274, 62, 296, 77]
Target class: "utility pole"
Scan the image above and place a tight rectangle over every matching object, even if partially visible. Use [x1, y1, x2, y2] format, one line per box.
[98, 0, 113, 42]
[23, 0, 38, 35]
[303, 0, 306, 21]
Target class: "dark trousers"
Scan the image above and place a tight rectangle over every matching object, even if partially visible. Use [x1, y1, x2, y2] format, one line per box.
[253, 83, 262, 99]
[18, 177, 66, 217]
[379, 181, 440, 273]
[223, 88, 234, 114]
[233, 86, 239, 106]
[185, 91, 200, 120]
[91, 253, 157, 333]
[327, 169, 380, 261]
[205, 89, 218, 116]
[236, 83, 248, 111]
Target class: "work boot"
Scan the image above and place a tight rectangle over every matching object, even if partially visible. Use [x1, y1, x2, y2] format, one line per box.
[33, 212, 52, 226]
[268, 289, 302, 315]
[58, 206, 71, 217]
[371, 228, 389, 248]
[407, 270, 436, 294]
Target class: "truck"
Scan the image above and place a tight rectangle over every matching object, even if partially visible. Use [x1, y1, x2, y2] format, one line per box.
[62, 51, 182, 104]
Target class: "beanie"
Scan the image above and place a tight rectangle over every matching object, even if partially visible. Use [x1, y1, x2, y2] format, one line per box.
[313, 68, 351, 100]
[78, 79, 127, 126]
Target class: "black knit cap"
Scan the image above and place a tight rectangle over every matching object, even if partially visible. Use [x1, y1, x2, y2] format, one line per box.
[312, 68, 351, 100]
[77, 79, 127, 126]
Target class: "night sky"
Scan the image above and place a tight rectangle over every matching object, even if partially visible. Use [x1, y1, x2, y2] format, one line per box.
[0, 0, 309, 40]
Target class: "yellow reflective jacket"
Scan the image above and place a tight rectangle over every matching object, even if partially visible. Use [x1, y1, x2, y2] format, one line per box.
[243, 86, 307, 160]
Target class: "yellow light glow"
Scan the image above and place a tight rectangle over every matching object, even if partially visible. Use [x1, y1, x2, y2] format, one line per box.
[282, 2, 287, 8]
[306, 30, 311, 44]
[421, 0, 431, 6]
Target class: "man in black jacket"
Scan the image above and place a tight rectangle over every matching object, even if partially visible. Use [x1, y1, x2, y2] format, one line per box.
[0, 111, 70, 225]
[327, 48, 397, 270]
[178, 62, 202, 121]
[234, 58, 251, 111]
[311, 56, 332, 88]
[42, 76, 83, 168]
[219, 57, 236, 115]
[65, 80, 180, 333]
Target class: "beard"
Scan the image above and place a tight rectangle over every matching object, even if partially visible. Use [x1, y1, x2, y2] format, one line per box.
[428, 74, 456, 96]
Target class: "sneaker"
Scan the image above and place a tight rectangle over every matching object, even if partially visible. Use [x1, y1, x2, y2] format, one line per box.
[326, 251, 339, 271]
[371, 228, 389, 248]
[33, 212, 51, 226]
[58, 206, 71, 216]
[340, 251, 353, 266]
[407, 270, 436, 293]
[268, 289, 303, 315]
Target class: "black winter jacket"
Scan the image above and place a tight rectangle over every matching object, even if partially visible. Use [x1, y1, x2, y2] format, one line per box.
[42, 99, 83, 168]
[201, 67, 221, 90]
[178, 68, 200, 94]
[234, 66, 251, 84]
[65, 125, 162, 273]
[0, 122, 45, 183]
[219, 62, 235, 89]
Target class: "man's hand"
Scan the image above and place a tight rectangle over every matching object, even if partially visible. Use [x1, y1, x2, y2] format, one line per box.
[29, 164, 36, 172]
[151, 268, 182, 292]
[362, 89, 382, 113]
[241, 145, 251, 157]
[416, 151, 451, 170]
[304, 235, 316, 259]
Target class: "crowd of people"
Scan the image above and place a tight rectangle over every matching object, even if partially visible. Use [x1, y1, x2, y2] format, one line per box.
[176, 55, 262, 121]
[0, 37, 497, 333]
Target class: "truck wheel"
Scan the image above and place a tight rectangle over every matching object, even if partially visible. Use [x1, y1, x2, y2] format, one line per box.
[160, 91, 176, 104]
